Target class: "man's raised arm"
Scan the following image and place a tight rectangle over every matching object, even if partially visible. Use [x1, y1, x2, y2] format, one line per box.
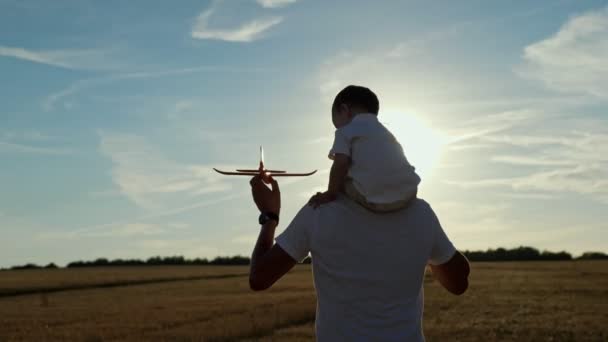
[248, 175, 297, 291]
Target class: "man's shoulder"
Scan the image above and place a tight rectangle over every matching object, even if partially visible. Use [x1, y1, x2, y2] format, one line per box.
[284, 202, 321, 231]
[407, 198, 435, 216]
[410, 197, 431, 209]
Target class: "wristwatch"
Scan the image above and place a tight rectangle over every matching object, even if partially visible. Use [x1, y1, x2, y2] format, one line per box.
[258, 211, 279, 225]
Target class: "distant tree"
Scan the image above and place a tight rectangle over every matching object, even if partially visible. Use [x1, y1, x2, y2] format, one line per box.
[577, 252, 608, 260]
[189, 258, 209, 265]
[11, 263, 42, 270]
[540, 250, 572, 261]
[146, 256, 163, 265]
[210, 256, 250, 265]
[514, 246, 541, 260]
[92, 258, 109, 266]
[162, 256, 186, 265]
[66, 260, 86, 268]
[44, 263, 59, 269]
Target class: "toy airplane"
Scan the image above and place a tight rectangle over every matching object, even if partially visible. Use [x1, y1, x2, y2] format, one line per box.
[213, 146, 317, 177]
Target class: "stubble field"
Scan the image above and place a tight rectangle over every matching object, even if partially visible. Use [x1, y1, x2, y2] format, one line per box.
[1, 261, 606, 341]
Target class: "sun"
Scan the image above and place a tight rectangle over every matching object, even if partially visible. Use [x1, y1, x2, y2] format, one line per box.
[380, 112, 447, 181]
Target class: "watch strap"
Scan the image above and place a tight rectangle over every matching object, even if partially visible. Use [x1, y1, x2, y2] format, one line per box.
[266, 212, 279, 223]
[259, 211, 279, 225]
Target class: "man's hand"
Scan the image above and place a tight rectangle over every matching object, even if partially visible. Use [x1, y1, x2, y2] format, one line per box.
[308, 191, 337, 209]
[250, 175, 281, 215]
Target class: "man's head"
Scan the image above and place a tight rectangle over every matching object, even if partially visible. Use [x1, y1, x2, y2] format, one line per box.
[331, 85, 379, 128]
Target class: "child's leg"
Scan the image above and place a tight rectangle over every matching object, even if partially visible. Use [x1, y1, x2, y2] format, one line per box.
[375, 188, 418, 212]
[343, 180, 384, 212]
[345, 183, 418, 213]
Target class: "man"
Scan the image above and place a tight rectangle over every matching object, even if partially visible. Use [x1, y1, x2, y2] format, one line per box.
[249, 78, 467, 342]
[249, 174, 470, 341]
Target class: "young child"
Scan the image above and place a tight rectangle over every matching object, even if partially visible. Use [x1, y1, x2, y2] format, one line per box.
[309, 85, 421, 212]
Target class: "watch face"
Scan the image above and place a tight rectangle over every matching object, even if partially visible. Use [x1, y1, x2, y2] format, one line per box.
[258, 213, 269, 225]
[258, 212, 278, 225]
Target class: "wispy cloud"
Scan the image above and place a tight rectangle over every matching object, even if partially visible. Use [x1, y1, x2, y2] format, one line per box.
[446, 128, 608, 200]
[387, 25, 465, 59]
[256, 0, 297, 8]
[496, 192, 558, 200]
[0, 141, 72, 155]
[0, 45, 119, 70]
[444, 107, 608, 202]
[518, 6, 608, 98]
[63, 165, 325, 239]
[0, 129, 72, 155]
[66, 192, 248, 239]
[38, 223, 168, 240]
[43, 79, 95, 111]
[0, 130, 56, 142]
[191, 3, 283, 42]
[43, 65, 274, 111]
[99, 132, 233, 210]
[192, 5, 283, 42]
[445, 109, 546, 147]
[490, 155, 575, 167]
[447, 165, 608, 196]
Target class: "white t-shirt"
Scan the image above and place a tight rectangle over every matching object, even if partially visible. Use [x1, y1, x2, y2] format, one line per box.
[275, 195, 456, 342]
[329, 113, 421, 204]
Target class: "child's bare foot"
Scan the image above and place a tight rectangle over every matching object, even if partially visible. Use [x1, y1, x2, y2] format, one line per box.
[308, 191, 337, 209]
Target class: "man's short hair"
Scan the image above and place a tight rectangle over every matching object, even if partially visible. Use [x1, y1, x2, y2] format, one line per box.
[332, 85, 379, 114]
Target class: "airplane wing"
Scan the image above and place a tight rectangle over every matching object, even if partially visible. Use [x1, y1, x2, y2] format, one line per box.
[213, 168, 259, 176]
[269, 170, 317, 176]
[214, 168, 317, 177]
[264, 170, 287, 173]
[235, 169, 287, 173]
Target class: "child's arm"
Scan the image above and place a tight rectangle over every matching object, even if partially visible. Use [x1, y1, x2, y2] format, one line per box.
[309, 153, 350, 208]
[327, 153, 350, 196]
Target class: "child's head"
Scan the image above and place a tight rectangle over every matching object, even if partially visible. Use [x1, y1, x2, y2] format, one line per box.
[331, 85, 379, 128]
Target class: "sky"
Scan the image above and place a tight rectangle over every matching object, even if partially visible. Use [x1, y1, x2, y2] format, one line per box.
[1, 0, 607, 267]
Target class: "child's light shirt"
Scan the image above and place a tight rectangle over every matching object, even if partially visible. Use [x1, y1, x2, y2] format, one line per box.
[329, 113, 421, 205]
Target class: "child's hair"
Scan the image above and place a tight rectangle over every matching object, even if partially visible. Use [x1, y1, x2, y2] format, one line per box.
[332, 85, 379, 114]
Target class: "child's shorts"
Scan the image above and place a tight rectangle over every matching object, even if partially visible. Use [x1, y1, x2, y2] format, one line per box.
[344, 180, 417, 213]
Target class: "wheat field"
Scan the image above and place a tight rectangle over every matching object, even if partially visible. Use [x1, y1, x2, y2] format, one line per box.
[1, 261, 606, 341]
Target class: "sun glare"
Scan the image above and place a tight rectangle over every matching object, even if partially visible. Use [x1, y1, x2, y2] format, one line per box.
[381, 112, 447, 181]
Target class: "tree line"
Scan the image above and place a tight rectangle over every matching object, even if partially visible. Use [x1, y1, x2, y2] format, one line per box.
[3, 247, 607, 270]
[5, 255, 251, 270]
[462, 246, 577, 262]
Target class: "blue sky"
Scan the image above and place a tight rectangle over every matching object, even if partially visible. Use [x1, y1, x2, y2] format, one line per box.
[1, 0, 607, 267]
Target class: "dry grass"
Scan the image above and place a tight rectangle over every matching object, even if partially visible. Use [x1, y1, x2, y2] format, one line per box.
[0, 266, 249, 297]
[1, 261, 607, 341]
[0, 266, 313, 341]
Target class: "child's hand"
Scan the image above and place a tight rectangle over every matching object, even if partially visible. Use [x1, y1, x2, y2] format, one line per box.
[308, 191, 337, 209]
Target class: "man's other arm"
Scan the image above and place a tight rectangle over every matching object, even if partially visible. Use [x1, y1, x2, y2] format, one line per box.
[429, 251, 470, 295]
